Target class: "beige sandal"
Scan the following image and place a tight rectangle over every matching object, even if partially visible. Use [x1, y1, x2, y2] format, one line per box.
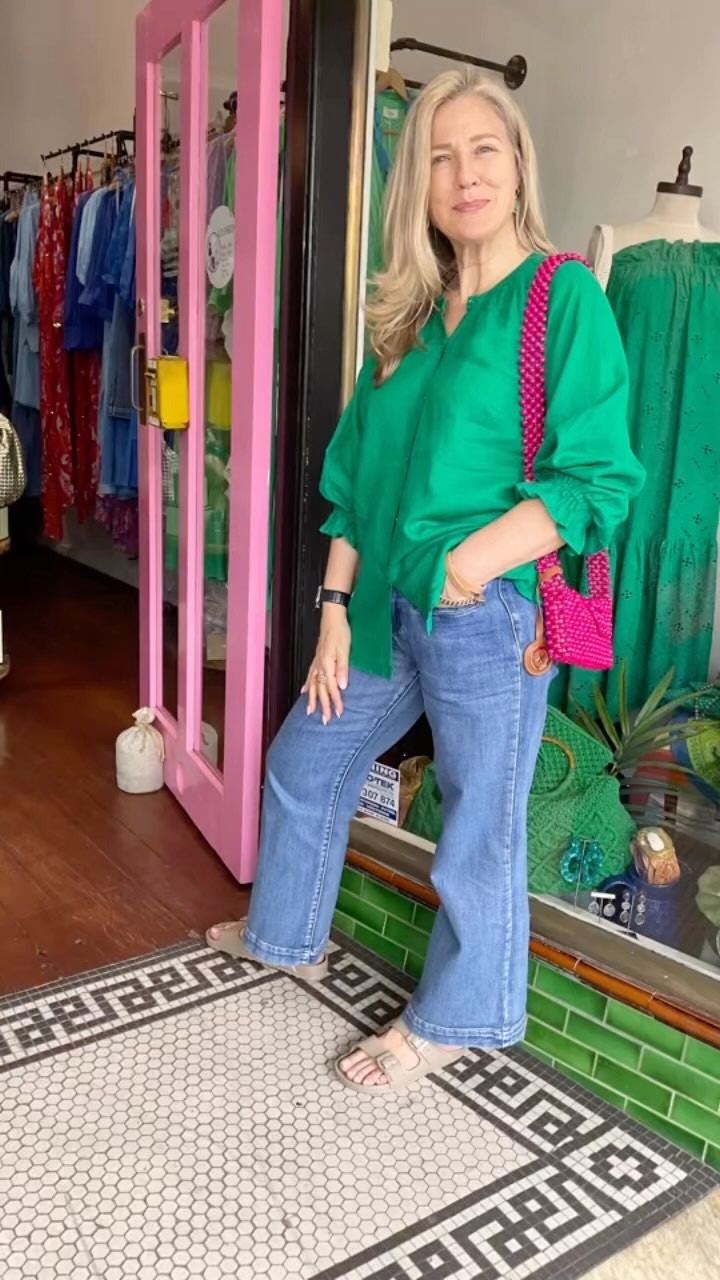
[335, 1018, 465, 1094]
[205, 920, 328, 982]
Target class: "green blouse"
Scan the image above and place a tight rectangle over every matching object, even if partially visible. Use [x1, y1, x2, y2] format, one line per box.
[320, 254, 646, 679]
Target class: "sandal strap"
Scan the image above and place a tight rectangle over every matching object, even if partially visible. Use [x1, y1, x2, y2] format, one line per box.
[369, 1022, 460, 1083]
[374, 1051, 406, 1086]
[393, 1019, 449, 1063]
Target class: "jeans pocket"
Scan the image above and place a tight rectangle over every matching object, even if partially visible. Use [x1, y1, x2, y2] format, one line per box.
[498, 581, 558, 682]
[497, 580, 539, 657]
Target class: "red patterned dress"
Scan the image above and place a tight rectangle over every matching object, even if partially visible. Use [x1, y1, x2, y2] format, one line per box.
[69, 164, 101, 523]
[34, 178, 74, 540]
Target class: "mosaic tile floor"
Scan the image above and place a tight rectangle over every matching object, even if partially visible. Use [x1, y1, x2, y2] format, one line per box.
[1, 936, 718, 1280]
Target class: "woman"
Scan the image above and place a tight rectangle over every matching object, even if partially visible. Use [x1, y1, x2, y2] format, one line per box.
[207, 69, 644, 1093]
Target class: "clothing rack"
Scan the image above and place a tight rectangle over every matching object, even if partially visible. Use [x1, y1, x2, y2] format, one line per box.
[2, 170, 41, 194]
[390, 37, 528, 91]
[40, 129, 135, 176]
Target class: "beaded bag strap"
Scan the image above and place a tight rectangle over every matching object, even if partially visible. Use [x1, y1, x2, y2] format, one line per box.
[520, 252, 590, 483]
[520, 253, 612, 599]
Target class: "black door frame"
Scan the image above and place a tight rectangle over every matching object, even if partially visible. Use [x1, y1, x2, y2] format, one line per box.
[268, 0, 371, 741]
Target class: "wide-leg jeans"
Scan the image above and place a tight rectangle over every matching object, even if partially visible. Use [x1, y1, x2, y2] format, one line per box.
[244, 582, 552, 1048]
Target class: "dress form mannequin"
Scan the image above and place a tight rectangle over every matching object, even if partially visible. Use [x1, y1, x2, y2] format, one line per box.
[588, 147, 720, 289]
[579, 147, 720, 703]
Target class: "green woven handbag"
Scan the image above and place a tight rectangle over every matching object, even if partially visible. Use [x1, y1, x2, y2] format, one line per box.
[403, 707, 636, 896]
[403, 762, 443, 845]
[527, 708, 635, 895]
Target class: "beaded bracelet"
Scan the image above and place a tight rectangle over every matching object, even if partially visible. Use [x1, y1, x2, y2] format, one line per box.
[438, 594, 478, 607]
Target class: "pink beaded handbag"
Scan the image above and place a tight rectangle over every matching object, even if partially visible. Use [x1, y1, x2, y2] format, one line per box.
[520, 253, 614, 675]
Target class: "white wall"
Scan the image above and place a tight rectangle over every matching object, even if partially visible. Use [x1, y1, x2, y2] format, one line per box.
[0, 0, 289, 175]
[0, 1, 144, 173]
[390, 0, 720, 250]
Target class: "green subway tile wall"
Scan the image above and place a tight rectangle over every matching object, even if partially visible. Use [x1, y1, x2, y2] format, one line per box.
[333, 865, 720, 1168]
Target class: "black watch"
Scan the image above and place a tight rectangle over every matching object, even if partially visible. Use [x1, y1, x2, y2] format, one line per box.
[315, 587, 351, 610]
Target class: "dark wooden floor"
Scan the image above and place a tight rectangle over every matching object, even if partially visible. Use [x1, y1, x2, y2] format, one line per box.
[0, 543, 249, 995]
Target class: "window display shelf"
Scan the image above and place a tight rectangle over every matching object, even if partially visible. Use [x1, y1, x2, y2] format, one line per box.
[347, 818, 720, 1039]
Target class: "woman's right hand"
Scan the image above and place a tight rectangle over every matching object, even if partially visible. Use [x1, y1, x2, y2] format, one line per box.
[301, 606, 351, 723]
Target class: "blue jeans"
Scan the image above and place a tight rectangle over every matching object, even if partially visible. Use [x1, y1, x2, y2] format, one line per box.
[245, 583, 552, 1048]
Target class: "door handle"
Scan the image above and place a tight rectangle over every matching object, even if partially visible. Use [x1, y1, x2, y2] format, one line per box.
[130, 340, 147, 415]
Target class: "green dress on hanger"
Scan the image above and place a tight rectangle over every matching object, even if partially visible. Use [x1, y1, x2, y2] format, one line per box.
[563, 240, 720, 715]
[367, 89, 415, 283]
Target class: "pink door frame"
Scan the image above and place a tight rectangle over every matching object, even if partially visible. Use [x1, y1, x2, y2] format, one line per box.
[136, 0, 282, 881]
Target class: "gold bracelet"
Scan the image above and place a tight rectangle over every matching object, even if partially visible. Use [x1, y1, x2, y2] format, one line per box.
[439, 593, 478, 607]
[445, 551, 485, 601]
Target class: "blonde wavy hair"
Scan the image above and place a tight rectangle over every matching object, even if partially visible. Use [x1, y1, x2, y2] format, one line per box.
[366, 68, 554, 383]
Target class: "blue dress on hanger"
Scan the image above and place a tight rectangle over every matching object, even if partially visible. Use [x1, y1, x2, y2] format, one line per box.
[64, 190, 103, 352]
[8, 192, 42, 496]
[82, 178, 138, 497]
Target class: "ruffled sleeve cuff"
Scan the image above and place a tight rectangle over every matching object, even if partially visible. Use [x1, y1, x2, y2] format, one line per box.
[517, 475, 604, 556]
[319, 505, 358, 550]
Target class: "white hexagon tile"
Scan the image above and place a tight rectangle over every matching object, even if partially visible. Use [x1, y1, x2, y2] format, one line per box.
[0, 938, 717, 1279]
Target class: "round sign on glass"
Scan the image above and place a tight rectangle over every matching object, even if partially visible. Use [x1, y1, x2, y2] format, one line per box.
[205, 205, 235, 288]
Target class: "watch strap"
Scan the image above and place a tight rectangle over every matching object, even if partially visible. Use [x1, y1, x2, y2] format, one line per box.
[315, 587, 351, 609]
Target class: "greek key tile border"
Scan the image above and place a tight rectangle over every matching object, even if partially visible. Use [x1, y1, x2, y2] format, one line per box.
[0, 934, 415, 1074]
[2, 932, 717, 1280]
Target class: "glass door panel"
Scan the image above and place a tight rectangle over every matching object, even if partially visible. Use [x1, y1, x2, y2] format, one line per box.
[158, 46, 181, 725]
[199, 1, 239, 774]
[136, 0, 283, 879]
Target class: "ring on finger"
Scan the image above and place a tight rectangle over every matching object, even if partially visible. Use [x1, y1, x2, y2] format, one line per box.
[317, 672, 329, 684]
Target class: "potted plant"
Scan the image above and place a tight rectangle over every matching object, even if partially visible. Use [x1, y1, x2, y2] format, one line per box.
[572, 661, 711, 816]
[572, 663, 717, 946]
